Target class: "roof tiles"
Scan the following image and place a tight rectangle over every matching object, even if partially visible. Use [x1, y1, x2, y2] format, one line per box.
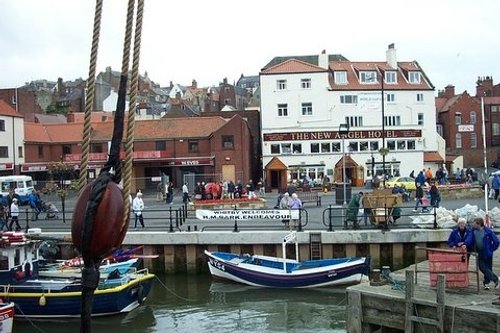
[261, 59, 327, 75]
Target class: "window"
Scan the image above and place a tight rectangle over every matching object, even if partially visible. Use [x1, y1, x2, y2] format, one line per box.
[384, 116, 401, 126]
[271, 144, 280, 154]
[277, 104, 288, 117]
[321, 143, 331, 153]
[310, 143, 319, 153]
[332, 142, 341, 152]
[62, 144, 71, 155]
[224, 98, 231, 105]
[11, 95, 16, 105]
[470, 111, 477, 125]
[359, 142, 369, 151]
[0, 120, 4, 131]
[301, 78, 311, 89]
[281, 144, 291, 154]
[292, 143, 302, 154]
[347, 142, 359, 151]
[407, 140, 416, 150]
[188, 140, 199, 153]
[155, 141, 166, 151]
[38, 145, 43, 158]
[455, 113, 461, 125]
[360, 71, 377, 83]
[409, 72, 421, 83]
[346, 116, 363, 127]
[370, 141, 379, 151]
[455, 133, 462, 148]
[418, 113, 424, 125]
[397, 140, 406, 150]
[471, 133, 477, 148]
[340, 95, 358, 104]
[18, 147, 23, 158]
[92, 143, 104, 153]
[493, 123, 500, 136]
[334, 71, 347, 84]
[0, 147, 7, 158]
[416, 93, 424, 102]
[222, 135, 234, 149]
[277, 79, 287, 90]
[386, 93, 395, 102]
[301, 103, 313, 116]
[492, 105, 500, 112]
[387, 141, 396, 151]
[385, 71, 397, 84]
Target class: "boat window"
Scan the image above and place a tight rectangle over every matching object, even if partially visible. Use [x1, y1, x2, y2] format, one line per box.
[0, 255, 8, 270]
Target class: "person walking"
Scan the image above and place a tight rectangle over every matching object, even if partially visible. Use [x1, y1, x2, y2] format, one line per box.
[470, 217, 500, 290]
[182, 182, 190, 203]
[9, 198, 21, 231]
[132, 191, 145, 229]
[28, 189, 41, 220]
[280, 192, 291, 228]
[246, 179, 256, 199]
[346, 192, 363, 230]
[429, 182, 441, 208]
[493, 174, 500, 201]
[228, 181, 235, 200]
[413, 183, 429, 212]
[156, 182, 164, 202]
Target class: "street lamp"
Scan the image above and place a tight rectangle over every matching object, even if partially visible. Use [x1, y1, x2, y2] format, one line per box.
[339, 123, 350, 205]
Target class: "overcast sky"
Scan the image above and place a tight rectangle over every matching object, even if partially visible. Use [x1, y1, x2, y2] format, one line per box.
[1, 0, 499, 94]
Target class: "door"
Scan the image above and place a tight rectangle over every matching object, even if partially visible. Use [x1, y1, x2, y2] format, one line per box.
[271, 170, 280, 188]
[222, 164, 236, 182]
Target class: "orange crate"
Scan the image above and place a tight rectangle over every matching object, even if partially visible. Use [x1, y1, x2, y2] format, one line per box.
[428, 249, 469, 288]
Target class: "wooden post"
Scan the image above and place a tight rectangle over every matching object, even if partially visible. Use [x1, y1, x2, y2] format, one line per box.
[405, 270, 415, 333]
[346, 290, 362, 333]
[436, 274, 445, 333]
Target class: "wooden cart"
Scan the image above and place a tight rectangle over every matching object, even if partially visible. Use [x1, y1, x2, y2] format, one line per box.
[362, 189, 403, 225]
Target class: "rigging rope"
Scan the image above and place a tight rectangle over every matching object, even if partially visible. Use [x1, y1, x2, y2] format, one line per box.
[78, 0, 103, 190]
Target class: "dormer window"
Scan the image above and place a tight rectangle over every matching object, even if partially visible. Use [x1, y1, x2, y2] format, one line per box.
[334, 71, 347, 85]
[385, 71, 397, 84]
[409, 71, 421, 84]
[360, 71, 377, 84]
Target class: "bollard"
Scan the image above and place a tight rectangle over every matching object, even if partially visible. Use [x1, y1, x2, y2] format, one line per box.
[381, 265, 391, 280]
[328, 205, 333, 232]
[233, 205, 239, 232]
[370, 269, 386, 286]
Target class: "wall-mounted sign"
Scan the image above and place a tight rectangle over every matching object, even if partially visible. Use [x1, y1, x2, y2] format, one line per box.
[263, 129, 422, 142]
[458, 125, 474, 132]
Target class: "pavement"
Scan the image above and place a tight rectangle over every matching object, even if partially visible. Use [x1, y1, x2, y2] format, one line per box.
[27, 186, 498, 233]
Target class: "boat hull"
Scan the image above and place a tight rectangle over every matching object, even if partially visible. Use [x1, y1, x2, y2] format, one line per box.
[206, 251, 369, 288]
[0, 303, 14, 333]
[0, 274, 154, 318]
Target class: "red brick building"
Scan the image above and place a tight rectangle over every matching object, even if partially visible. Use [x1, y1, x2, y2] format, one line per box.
[436, 77, 500, 167]
[22, 115, 253, 192]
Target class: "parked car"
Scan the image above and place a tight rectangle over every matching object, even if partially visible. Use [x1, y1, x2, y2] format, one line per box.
[384, 177, 416, 191]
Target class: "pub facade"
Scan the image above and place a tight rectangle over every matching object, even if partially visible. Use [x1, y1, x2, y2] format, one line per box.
[260, 46, 444, 190]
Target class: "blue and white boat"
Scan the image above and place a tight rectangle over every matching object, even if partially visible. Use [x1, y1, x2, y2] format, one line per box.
[0, 232, 154, 318]
[205, 232, 370, 288]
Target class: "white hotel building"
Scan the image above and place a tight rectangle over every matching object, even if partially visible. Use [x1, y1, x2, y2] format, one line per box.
[260, 44, 445, 190]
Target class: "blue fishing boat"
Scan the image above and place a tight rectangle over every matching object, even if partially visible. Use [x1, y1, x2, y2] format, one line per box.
[0, 232, 154, 318]
[205, 232, 370, 288]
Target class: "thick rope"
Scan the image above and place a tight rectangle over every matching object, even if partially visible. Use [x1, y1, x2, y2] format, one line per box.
[79, 1, 137, 332]
[123, 0, 144, 224]
[78, 0, 103, 190]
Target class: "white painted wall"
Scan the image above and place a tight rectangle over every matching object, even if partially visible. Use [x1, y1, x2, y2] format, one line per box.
[0, 115, 25, 168]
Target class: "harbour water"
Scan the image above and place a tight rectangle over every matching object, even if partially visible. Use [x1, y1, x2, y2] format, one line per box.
[15, 274, 348, 333]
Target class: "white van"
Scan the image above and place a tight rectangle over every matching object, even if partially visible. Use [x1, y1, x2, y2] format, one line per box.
[0, 175, 35, 205]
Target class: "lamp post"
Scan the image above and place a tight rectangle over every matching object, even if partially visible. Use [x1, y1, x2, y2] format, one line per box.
[380, 71, 386, 188]
[339, 123, 350, 205]
[371, 153, 375, 187]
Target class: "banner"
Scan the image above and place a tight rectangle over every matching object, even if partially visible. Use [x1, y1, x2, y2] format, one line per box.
[195, 209, 300, 221]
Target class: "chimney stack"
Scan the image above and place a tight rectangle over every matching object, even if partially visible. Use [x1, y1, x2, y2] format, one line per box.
[318, 49, 328, 69]
[169, 81, 174, 89]
[386, 43, 397, 69]
[444, 85, 455, 98]
[192, 79, 197, 89]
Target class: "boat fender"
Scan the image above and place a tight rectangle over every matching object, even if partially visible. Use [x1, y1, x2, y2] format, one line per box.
[137, 285, 144, 305]
[39, 294, 47, 306]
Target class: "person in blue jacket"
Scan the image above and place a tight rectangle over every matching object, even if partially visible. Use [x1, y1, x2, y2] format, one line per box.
[470, 217, 500, 290]
[447, 218, 473, 251]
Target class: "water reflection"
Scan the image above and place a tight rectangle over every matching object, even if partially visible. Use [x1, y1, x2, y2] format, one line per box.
[15, 274, 348, 333]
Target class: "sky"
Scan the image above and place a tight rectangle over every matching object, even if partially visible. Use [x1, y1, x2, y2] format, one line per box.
[1, 0, 499, 94]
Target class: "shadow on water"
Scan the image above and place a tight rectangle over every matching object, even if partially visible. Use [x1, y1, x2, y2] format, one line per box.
[15, 274, 348, 333]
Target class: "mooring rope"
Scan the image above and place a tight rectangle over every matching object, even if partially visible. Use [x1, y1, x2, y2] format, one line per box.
[78, 0, 103, 190]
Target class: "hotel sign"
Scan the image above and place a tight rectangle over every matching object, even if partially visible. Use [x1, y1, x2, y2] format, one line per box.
[263, 129, 422, 142]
